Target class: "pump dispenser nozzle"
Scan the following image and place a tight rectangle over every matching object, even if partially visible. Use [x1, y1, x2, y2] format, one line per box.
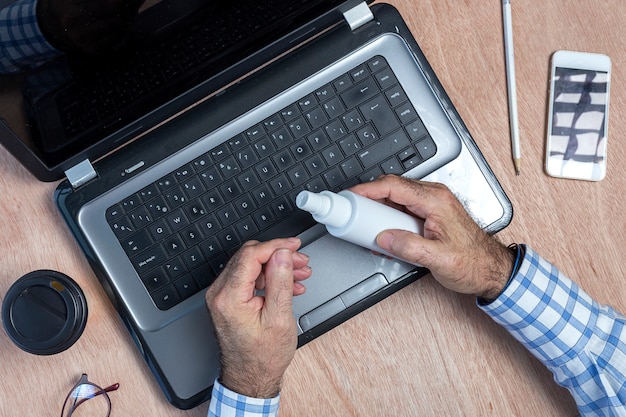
[296, 190, 351, 228]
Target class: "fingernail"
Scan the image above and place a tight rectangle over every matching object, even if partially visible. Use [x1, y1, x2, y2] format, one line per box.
[275, 248, 293, 266]
[376, 231, 394, 250]
[294, 252, 309, 262]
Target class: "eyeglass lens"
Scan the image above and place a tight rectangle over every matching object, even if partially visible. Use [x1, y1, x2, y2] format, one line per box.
[61, 374, 118, 417]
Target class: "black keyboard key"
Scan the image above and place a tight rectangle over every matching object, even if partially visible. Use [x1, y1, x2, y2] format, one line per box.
[333, 74, 352, 92]
[156, 173, 177, 191]
[269, 126, 292, 149]
[385, 86, 408, 107]
[321, 144, 343, 166]
[406, 118, 428, 141]
[185, 201, 208, 222]
[235, 217, 259, 240]
[374, 67, 398, 90]
[164, 257, 186, 279]
[182, 177, 206, 199]
[215, 203, 238, 226]
[350, 65, 369, 82]
[132, 245, 167, 275]
[304, 154, 326, 176]
[141, 267, 170, 292]
[152, 285, 181, 310]
[138, 183, 159, 202]
[323, 166, 346, 188]
[181, 247, 205, 270]
[209, 142, 231, 161]
[148, 218, 170, 241]
[216, 155, 240, 179]
[314, 83, 334, 101]
[355, 123, 379, 146]
[237, 171, 261, 191]
[181, 224, 203, 247]
[272, 149, 294, 171]
[416, 137, 438, 160]
[106, 204, 124, 221]
[288, 116, 311, 139]
[254, 136, 275, 159]
[307, 129, 330, 151]
[110, 217, 135, 239]
[340, 77, 378, 108]
[245, 123, 265, 141]
[322, 97, 345, 119]
[121, 229, 153, 256]
[280, 103, 300, 122]
[173, 274, 198, 300]
[381, 156, 404, 175]
[192, 265, 216, 289]
[233, 194, 255, 217]
[358, 129, 410, 168]
[290, 140, 312, 162]
[360, 95, 400, 135]
[305, 107, 328, 129]
[339, 134, 361, 156]
[286, 164, 308, 187]
[166, 209, 190, 231]
[128, 206, 152, 229]
[235, 146, 259, 170]
[251, 184, 273, 207]
[163, 186, 188, 209]
[219, 179, 242, 202]
[164, 235, 186, 256]
[395, 102, 419, 125]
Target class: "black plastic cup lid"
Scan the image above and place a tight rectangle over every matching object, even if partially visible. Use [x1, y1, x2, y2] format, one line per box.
[2, 270, 87, 355]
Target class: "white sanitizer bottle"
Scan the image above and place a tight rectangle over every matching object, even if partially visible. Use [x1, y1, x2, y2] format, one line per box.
[296, 190, 424, 265]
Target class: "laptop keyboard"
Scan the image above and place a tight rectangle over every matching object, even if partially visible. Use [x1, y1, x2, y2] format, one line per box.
[105, 56, 437, 310]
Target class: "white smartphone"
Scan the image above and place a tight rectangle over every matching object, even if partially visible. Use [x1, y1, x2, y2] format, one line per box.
[545, 50, 611, 181]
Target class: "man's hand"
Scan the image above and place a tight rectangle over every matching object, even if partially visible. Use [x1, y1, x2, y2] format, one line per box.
[205, 238, 312, 398]
[351, 175, 514, 300]
[37, 0, 145, 55]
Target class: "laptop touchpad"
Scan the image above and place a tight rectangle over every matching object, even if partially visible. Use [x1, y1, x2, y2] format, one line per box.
[293, 233, 414, 333]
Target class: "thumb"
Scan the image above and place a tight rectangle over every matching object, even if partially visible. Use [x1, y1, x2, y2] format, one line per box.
[263, 249, 296, 318]
[376, 229, 428, 265]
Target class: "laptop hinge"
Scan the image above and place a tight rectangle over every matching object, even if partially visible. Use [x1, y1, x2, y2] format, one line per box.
[343, 2, 374, 31]
[65, 159, 97, 189]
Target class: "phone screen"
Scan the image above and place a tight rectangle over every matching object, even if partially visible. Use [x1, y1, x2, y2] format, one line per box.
[547, 67, 609, 180]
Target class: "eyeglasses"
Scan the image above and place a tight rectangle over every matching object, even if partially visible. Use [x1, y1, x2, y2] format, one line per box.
[61, 374, 119, 417]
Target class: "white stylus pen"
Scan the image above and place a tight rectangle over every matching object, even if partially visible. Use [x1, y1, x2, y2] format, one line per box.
[502, 0, 521, 175]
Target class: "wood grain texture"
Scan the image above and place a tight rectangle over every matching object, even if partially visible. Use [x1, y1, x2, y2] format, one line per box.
[1, 1, 624, 415]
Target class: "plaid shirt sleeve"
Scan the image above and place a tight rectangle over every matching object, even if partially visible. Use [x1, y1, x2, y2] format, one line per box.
[480, 245, 626, 416]
[208, 379, 280, 417]
[0, 0, 61, 74]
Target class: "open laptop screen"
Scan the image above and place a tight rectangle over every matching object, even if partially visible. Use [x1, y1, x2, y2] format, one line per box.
[14, 0, 360, 180]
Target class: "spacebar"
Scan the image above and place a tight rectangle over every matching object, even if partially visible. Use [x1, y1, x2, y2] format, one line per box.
[252, 210, 316, 243]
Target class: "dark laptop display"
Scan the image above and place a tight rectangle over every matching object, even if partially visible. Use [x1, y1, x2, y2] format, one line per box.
[0, 0, 512, 410]
[15, 0, 361, 180]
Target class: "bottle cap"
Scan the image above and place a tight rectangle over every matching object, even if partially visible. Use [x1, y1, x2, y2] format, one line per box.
[2, 270, 87, 355]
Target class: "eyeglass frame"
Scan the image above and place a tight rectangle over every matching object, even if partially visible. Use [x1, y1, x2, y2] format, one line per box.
[61, 373, 120, 417]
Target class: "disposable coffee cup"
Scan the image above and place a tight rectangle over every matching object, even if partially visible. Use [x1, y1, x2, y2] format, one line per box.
[2, 270, 88, 355]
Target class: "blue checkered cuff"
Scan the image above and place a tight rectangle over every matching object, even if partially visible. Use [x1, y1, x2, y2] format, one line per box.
[480, 245, 626, 416]
[208, 378, 280, 417]
[0, 0, 61, 74]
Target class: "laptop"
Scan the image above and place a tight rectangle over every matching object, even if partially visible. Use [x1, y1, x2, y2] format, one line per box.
[0, 0, 513, 409]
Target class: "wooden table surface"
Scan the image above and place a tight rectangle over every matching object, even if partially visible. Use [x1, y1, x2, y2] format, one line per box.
[1, 1, 624, 415]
